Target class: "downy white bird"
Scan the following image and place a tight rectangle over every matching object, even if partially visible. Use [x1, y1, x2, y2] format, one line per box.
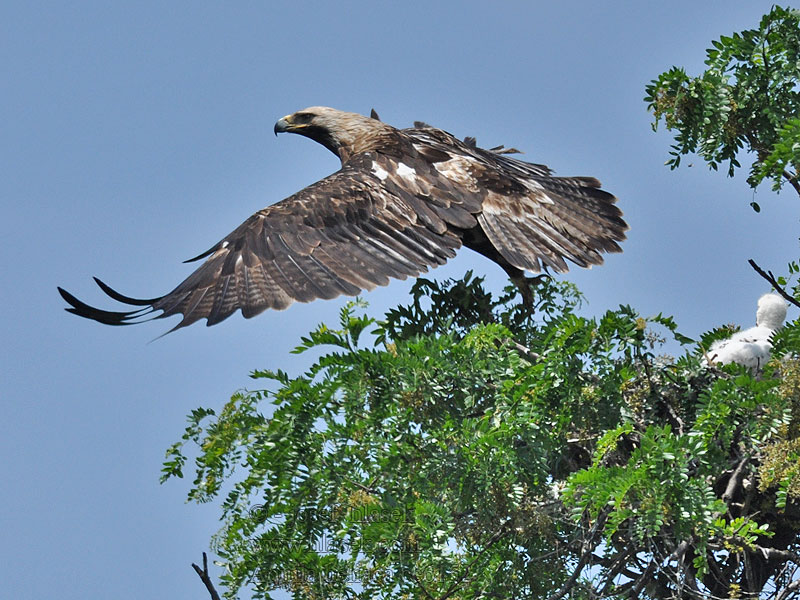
[706, 294, 787, 370]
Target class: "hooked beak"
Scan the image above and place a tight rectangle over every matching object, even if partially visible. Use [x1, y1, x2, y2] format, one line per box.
[274, 116, 292, 136]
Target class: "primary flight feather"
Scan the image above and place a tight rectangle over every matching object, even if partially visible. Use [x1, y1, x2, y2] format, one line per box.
[58, 107, 628, 332]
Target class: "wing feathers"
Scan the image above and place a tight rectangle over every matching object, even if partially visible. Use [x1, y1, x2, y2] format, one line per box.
[473, 163, 626, 274]
[60, 117, 627, 333]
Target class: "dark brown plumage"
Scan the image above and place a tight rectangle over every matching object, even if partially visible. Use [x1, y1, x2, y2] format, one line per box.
[58, 107, 627, 332]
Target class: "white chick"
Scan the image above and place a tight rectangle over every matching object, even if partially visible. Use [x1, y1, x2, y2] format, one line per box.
[707, 294, 787, 370]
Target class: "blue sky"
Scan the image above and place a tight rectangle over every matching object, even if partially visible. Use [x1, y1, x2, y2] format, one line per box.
[2, 2, 797, 598]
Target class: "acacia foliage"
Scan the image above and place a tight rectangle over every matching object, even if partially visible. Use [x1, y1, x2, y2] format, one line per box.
[163, 274, 800, 599]
[645, 5, 800, 201]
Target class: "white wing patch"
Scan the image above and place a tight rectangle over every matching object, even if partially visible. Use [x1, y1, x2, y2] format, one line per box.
[396, 162, 417, 180]
[433, 155, 479, 190]
[432, 153, 554, 205]
[372, 161, 389, 181]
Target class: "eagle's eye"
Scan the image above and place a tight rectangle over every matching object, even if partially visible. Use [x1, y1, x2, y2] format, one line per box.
[293, 112, 314, 124]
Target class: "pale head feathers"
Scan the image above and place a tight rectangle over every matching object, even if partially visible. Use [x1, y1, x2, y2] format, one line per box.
[756, 293, 787, 329]
[276, 106, 395, 162]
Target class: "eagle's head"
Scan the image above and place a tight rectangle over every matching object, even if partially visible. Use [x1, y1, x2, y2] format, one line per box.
[274, 106, 393, 162]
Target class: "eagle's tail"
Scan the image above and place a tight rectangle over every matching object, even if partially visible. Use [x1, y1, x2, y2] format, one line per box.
[57, 278, 159, 326]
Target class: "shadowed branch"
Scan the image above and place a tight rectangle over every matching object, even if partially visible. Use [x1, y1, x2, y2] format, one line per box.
[192, 552, 221, 600]
[748, 259, 800, 309]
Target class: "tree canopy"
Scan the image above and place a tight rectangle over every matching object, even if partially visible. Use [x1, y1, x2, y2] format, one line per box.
[646, 5, 800, 204]
[164, 274, 800, 599]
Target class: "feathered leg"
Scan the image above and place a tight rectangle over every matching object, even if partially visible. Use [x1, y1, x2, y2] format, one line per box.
[502, 265, 549, 309]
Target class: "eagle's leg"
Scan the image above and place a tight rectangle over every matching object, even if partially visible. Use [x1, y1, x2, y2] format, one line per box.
[459, 226, 548, 309]
[503, 265, 548, 309]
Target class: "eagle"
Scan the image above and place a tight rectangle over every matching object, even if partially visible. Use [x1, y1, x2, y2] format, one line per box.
[58, 107, 628, 332]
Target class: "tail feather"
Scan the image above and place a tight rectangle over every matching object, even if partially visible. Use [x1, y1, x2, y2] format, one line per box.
[57, 282, 158, 326]
[93, 277, 159, 305]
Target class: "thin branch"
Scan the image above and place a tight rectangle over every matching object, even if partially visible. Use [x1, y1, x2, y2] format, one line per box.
[437, 527, 507, 600]
[670, 541, 692, 599]
[748, 259, 800, 309]
[341, 474, 378, 493]
[754, 545, 800, 565]
[545, 515, 606, 600]
[545, 549, 594, 600]
[777, 579, 800, 600]
[411, 571, 437, 600]
[627, 558, 658, 598]
[771, 561, 797, 600]
[599, 547, 637, 594]
[702, 549, 730, 598]
[722, 456, 750, 509]
[782, 170, 800, 197]
[192, 552, 222, 600]
[510, 339, 540, 362]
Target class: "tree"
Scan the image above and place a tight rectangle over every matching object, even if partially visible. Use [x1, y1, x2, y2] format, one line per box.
[645, 5, 800, 202]
[166, 273, 800, 599]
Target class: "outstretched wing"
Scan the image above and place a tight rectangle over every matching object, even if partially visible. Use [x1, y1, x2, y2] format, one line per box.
[58, 153, 469, 332]
[406, 126, 628, 274]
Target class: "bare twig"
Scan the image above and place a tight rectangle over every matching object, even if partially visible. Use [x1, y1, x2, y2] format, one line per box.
[782, 170, 800, 197]
[777, 578, 800, 600]
[748, 259, 800, 309]
[411, 571, 437, 600]
[192, 552, 222, 600]
[770, 562, 797, 600]
[670, 540, 692, 599]
[600, 552, 634, 594]
[628, 558, 658, 598]
[545, 515, 606, 600]
[545, 549, 594, 600]
[754, 545, 800, 565]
